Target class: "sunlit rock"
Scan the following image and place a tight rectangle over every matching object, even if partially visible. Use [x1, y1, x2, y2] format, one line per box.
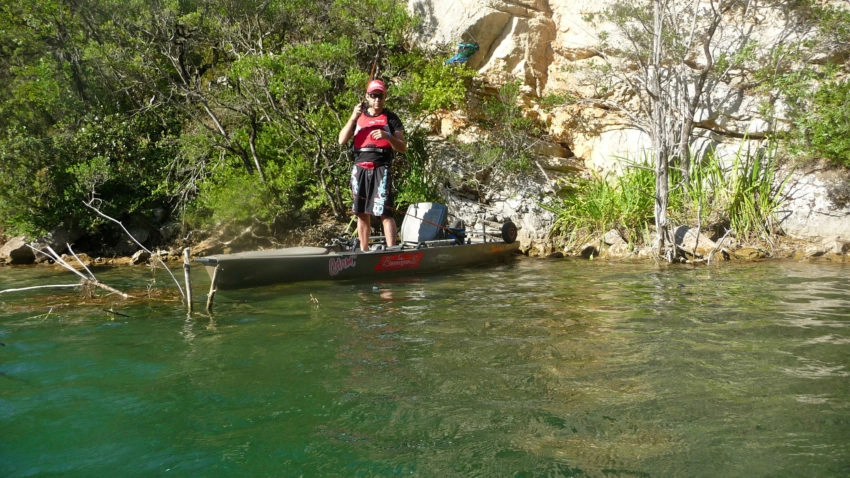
[673, 226, 718, 257]
[410, 0, 850, 245]
[0, 236, 35, 265]
[131, 250, 151, 265]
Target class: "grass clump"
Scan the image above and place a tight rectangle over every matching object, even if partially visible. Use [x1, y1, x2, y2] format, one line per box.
[547, 160, 657, 247]
[549, 143, 789, 250]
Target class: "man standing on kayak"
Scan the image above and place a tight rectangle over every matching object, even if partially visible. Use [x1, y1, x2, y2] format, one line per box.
[338, 79, 407, 252]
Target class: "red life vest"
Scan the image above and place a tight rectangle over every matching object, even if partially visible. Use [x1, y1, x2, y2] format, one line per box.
[353, 111, 392, 150]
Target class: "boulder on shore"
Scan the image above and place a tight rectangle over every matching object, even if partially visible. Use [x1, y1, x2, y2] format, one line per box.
[29, 224, 83, 262]
[674, 226, 718, 257]
[0, 236, 36, 265]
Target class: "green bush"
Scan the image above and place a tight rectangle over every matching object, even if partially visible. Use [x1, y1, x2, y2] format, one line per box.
[673, 144, 789, 241]
[190, 167, 277, 227]
[0, 127, 59, 237]
[394, 60, 475, 115]
[725, 146, 789, 240]
[464, 80, 540, 174]
[394, 130, 441, 208]
[796, 80, 850, 168]
[0, 111, 179, 238]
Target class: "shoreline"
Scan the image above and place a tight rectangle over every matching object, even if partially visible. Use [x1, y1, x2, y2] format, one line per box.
[3, 235, 847, 269]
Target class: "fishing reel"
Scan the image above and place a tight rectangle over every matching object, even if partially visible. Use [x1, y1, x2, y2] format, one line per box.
[445, 219, 467, 245]
[325, 236, 357, 252]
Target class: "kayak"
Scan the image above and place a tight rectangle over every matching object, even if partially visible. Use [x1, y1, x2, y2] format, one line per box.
[195, 203, 520, 290]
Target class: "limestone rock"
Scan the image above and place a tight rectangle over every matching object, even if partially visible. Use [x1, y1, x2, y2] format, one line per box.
[59, 252, 94, 269]
[779, 169, 850, 242]
[131, 250, 152, 265]
[603, 229, 626, 246]
[30, 224, 83, 263]
[532, 140, 569, 158]
[733, 248, 767, 260]
[803, 245, 826, 258]
[410, 0, 850, 245]
[674, 226, 717, 257]
[0, 236, 35, 265]
[603, 241, 632, 258]
[822, 237, 850, 255]
[412, 0, 555, 95]
[192, 237, 225, 257]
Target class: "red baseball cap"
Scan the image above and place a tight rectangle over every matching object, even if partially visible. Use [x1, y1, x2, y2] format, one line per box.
[366, 79, 387, 93]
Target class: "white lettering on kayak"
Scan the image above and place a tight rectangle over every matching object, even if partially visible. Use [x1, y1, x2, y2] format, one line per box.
[329, 255, 357, 277]
[375, 252, 424, 271]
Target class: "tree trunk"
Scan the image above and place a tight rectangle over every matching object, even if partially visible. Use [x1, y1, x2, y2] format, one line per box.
[677, 4, 722, 186]
[650, 0, 670, 255]
[654, 146, 670, 253]
[248, 118, 266, 183]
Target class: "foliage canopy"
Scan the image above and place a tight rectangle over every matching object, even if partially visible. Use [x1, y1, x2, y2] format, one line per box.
[0, 0, 464, 249]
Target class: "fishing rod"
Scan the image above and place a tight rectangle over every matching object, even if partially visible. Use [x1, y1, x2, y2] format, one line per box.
[361, 51, 380, 111]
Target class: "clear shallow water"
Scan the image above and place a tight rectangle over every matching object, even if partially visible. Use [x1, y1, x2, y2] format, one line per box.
[1, 259, 848, 477]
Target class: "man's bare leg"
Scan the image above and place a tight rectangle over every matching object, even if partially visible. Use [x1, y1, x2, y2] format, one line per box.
[357, 213, 371, 251]
[382, 216, 398, 247]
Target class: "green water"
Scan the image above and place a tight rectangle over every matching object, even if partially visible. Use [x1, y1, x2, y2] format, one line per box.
[1, 259, 849, 477]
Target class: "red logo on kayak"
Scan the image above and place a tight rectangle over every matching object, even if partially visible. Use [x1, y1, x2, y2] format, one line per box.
[329, 255, 356, 276]
[375, 252, 424, 271]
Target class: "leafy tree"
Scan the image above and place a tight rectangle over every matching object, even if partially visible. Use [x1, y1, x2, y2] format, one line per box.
[0, 0, 474, 249]
[587, 0, 844, 257]
[753, 3, 850, 168]
[799, 80, 850, 168]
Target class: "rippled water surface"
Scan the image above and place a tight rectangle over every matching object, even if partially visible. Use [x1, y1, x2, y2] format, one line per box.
[1, 258, 849, 477]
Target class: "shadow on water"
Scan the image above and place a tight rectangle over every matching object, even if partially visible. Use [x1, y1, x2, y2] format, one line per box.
[1, 259, 849, 477]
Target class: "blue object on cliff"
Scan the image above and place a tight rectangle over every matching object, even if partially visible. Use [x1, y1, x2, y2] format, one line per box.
[445, 42, 479, 64]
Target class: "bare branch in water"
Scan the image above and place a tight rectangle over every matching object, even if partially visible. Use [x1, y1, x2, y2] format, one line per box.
[3, 203, 189, 302]
[0, 284, 79, 295]
[83, 200, 185, 300]
[2, 245, 134, 299]
[66, 244, 96, 280]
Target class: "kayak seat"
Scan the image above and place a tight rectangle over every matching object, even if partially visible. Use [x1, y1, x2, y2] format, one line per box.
[401, 202, 447, 244]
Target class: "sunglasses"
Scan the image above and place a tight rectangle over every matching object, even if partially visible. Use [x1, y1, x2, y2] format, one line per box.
[368, 93, 385, 99]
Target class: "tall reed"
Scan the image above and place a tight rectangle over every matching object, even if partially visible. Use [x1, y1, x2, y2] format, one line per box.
[723, 143, 789, 240]
[548, 141, 789, 248]
[547, 160, 656, 245]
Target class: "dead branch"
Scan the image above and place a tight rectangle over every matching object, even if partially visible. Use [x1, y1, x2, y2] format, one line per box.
[83, 200, 185, 300]
[707, 228, 734, 265]
[14, 244, 134, 299]
[83, 278, 132, 299]
[0, 284, 80, 295]
[67, 244, 96, 279]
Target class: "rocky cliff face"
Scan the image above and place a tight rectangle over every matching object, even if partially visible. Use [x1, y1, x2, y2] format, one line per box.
[409, 0, 850, 249]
